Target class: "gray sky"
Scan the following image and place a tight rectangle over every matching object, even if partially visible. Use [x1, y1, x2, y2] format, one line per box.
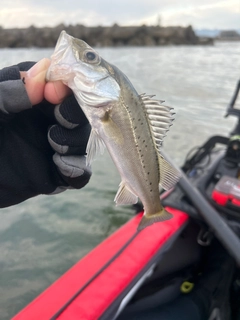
[0, 0, 239, 30]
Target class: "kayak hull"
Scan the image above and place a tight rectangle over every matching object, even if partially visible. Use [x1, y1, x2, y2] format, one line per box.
[12, 208, 189, 320]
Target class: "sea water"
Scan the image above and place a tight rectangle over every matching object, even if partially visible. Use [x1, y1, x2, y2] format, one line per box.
[0, 41, 239, 319]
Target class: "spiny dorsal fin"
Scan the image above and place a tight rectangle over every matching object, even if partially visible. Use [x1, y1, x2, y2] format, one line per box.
[140, 94, 180, 190]
[140, 93, 175, 150]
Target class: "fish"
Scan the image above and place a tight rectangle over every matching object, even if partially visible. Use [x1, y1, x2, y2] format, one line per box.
[46, 31, 181, 231]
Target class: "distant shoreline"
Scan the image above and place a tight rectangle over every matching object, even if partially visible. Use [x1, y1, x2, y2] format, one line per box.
[0, 24, 214, 48]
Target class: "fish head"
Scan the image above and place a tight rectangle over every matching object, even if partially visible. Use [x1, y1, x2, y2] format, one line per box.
[47, 31, 120, 116]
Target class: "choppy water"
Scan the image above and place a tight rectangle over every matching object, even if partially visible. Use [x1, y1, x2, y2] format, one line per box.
[0, 41, 240, 319]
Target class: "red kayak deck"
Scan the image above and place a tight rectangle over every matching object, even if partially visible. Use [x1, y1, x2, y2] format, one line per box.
[12, 208, 188, 320]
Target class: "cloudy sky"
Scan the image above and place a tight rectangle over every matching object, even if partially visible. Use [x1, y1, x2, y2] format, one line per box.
[0, 0, 239, 30]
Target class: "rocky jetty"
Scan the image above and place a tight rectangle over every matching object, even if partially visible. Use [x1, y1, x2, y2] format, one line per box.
[0, 24, 213, 48]
[218, 30, 240, 41]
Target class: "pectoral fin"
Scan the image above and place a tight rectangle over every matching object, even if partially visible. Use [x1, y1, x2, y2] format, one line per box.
[86, 129, 105, 165]
[114, 181, 138, 205]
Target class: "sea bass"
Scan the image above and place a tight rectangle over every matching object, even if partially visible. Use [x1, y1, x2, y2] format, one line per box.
[47, 31, 180, 230]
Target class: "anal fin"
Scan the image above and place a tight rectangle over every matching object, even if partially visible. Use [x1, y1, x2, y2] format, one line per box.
[137, 208, 172, 231]
[114, 181, 138, 205]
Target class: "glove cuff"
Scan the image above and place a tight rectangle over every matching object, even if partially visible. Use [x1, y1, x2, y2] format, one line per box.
[0, 64, 32, 114]
[0, 80, 32, 114]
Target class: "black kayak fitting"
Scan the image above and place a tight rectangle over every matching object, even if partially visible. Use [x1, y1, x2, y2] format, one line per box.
[161, 150, 240, 267]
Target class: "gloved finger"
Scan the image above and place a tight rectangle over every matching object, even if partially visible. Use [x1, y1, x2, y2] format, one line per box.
[54, 94, 88, 129]
[53, 153, 92, 189]
[17, 61, 36, 72]
[48, 123, 91, 155]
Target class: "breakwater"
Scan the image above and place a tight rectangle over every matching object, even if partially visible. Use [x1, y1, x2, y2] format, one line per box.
[0, 24, 213, 48]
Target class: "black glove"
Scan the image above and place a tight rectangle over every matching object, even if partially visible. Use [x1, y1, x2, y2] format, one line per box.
[0, 61, 91, 208]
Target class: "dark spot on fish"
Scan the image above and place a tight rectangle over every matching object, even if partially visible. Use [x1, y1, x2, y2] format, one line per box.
[149, 182, 152, 185]
[150, 189, 153, 192]
[143, 140, 145, 143]
[101, 111, 110, 122]
[141, 123, 143, 125]
[148, 172, 150, 175]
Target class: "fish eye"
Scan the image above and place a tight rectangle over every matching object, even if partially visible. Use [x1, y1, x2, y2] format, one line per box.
[84, 50, 100, 64]
[86, 52, 96, 60]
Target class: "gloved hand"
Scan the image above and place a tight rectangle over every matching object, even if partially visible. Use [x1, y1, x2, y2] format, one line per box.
[0, 60, 91, 208]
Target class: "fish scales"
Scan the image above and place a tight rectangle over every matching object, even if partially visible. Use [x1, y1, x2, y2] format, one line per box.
[47, 31, 181, 230]
[103, 69, 161, 214]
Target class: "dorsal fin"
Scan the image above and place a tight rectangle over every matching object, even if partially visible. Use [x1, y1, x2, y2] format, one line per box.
[158, 155, 181, 190]
[140, 93, 175, 150]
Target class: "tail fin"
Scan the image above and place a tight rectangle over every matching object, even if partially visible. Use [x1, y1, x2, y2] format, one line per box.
[137, 208, 172, 231]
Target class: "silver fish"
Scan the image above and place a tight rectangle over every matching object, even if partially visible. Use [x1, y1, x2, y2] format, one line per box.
[47, 31, 180, 230]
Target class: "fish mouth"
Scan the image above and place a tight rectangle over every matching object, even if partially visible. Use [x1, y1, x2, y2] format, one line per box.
[47, 30, 120, 107]
[46, 63, 72, 82]
[46, 63, 117, 108]
[46, 62, 108, 86]
[73, 72, 120, 108]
